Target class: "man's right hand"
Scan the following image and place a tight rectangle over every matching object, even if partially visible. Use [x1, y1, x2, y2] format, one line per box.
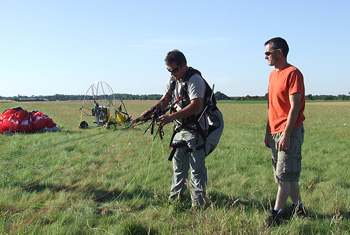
[264, 132, 271, 148]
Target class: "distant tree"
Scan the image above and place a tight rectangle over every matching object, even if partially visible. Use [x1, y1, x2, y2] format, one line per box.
[264, 93, 268, 100]
[215, 91, 231, 100]
[324, 95, 334, 101]
[4, 92, 348, 102]
[306, 94, 313, 100]
[338, 94, 349, 100]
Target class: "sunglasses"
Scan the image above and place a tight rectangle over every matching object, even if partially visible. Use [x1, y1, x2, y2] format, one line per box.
[167, 66, 180, 73]
[265, 49, 280, 56]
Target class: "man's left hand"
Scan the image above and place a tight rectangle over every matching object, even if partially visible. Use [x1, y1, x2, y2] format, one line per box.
[158, 114, 173, 126]
[279, 134, 291, 151]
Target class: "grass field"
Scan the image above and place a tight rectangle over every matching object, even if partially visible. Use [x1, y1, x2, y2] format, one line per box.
[0, 100, 349, 234]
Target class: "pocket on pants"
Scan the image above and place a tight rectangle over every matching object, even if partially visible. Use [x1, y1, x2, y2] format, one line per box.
[278, 153, 301, 174]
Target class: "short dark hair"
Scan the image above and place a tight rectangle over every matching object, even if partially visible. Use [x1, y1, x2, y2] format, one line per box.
[264, 37, 289, 59]
[165, 49, 187, 66]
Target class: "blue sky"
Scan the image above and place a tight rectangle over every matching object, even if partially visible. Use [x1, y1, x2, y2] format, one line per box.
[0, 0, 349, 97]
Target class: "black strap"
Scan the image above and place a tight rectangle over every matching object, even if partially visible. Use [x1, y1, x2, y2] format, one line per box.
[183, 67, 217, 107]
[168, 140, 205, 161]
[168, 141, 187, 161]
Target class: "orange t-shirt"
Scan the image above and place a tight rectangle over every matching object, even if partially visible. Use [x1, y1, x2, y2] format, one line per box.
[268, 64, 305, 134]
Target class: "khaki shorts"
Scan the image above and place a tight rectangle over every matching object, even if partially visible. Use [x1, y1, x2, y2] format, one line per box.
[270, 126, 304, 182]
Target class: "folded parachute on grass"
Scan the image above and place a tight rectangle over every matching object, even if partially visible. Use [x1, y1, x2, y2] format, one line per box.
[0, 106, 60, 134]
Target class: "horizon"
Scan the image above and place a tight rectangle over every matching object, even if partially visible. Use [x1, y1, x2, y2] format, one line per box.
[3, 91, 349, 99]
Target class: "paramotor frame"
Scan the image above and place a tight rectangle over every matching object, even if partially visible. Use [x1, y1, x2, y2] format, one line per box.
[79, 81, 130, 129]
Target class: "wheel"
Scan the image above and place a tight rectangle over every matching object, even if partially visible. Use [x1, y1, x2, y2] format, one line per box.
[106, 122, 116, 130]
[79, 121, 89, 129]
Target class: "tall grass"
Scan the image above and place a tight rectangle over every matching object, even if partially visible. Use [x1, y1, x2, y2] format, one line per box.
[0, 100, 349, 234]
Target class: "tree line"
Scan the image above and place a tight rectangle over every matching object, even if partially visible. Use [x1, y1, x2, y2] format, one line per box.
[0, 92, 349, 102]
[215, 92, 350, 101]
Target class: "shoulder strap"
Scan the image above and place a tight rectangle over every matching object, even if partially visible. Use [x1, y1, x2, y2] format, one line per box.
[183, 67, 201, 82]
[183, 67, 217, 108]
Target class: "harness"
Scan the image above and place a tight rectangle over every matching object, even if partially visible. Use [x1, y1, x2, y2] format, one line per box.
[168, 67, 218, 161]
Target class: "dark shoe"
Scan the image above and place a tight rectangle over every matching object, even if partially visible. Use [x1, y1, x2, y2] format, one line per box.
[169, 193, 184, 203]
[266, 209, 282, 227]
[292, 204, 307, 217]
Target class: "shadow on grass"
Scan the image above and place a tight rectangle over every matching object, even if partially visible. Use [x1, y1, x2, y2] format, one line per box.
[282, 206, 350, 221]
[20, 183, 75, 194]
[93, 187, 154, 203]
[209, 190, 269, 211]
[120, 219, 159, 235]
[19, 182, 155, 205]
[19, 182, 350, 224]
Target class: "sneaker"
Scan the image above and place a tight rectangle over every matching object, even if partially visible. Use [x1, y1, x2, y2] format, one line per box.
[292, 205, 307, 217]
[266, 209, 283, 227]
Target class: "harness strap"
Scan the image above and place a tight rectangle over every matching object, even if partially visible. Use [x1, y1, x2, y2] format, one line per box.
[167, 67, 218, 160]
[168, 140, 205, 161]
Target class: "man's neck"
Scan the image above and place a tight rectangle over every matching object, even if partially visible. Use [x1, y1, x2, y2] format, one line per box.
[179, 66, 189, 80]
[274, 60, 288, 71]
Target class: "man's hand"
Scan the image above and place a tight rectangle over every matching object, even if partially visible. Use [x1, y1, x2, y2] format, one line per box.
[158, 98, 203, 126]
[264, 122, 271, 148]
[158, 114, 173, 126]
[264, 132, 271, 148]
[279, 133, 291, 151]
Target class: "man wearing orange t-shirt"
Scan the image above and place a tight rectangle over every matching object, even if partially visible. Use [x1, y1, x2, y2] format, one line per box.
[263, 37, 306, 226]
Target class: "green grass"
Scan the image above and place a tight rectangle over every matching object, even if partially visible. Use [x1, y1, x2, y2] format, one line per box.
[0, 100, 349, 234]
